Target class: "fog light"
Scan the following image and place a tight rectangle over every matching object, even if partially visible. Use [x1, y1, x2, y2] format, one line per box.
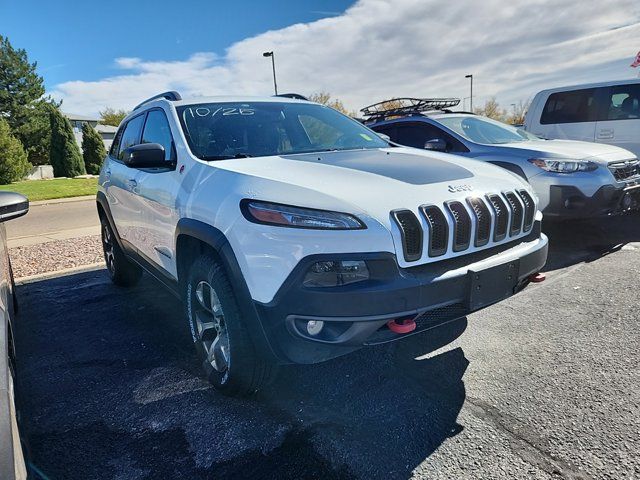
[303, 260, 369, 287]
[306, 320, 324, 336]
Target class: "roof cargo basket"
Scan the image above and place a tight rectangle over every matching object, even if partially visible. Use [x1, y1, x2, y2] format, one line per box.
[275, 93, 309, 100]
[360, 97, 461, 121]
[133, 91, 182, 111]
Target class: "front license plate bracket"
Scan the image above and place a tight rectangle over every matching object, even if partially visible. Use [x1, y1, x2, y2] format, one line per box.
[468, 260, 520, 311]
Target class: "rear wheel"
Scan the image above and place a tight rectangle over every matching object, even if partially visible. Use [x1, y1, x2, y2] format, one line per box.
[100, 216, 142, 287]
[185, 254, 277, 396]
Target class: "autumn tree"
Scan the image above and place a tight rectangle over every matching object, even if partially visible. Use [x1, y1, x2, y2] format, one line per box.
[506, 99, 531, 125]
[308, 92, 356, 116]
[474, 97, 507, 121]
[99, 107, 128, 127]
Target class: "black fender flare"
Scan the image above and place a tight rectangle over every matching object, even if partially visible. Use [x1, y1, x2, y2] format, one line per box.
[96, 191, 126, 251]
[487, 161, 528, 181]
[175, 218, 279, 362]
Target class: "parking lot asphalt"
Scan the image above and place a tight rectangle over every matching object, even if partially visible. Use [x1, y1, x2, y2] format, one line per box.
[13, 214, 640, 480]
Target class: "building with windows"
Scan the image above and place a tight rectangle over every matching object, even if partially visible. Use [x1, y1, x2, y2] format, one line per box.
[63, 112, 118, 150]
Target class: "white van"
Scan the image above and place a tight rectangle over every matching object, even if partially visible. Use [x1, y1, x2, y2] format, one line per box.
[524, 79, 640, 157]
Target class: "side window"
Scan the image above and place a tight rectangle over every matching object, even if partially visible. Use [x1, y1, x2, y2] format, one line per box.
[141, 110, 175, 160]
[604, 84, 640, 121]
[117, 115, 145, 161]
[109, 126, 124, 158]
[394, 124, 429, 148]
[540, 88, 597, 124]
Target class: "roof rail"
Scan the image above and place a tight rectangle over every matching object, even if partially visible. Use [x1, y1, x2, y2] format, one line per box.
[360, 97, 461, 121]
[274, 93, 309, 100]
[133, 91, 182, 111]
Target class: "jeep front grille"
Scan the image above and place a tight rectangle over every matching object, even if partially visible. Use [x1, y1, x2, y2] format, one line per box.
[467, 197, 491, 247]
[608, 159, 640, 182]
[486, 194, 508, 241]
[446, 201, 472, 252]
[517, 190, 535, 232]
[393, 191, 536, 263]
[420, 205, 448, 257]
[503, 192, 524, 236]
[391, 210, 423, 262]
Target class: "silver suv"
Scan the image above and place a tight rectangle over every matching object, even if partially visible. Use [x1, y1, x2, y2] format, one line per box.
[366, 98, 640, 220]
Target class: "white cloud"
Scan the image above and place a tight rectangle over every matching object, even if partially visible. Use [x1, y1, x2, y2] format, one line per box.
[50, 0, 640, 116]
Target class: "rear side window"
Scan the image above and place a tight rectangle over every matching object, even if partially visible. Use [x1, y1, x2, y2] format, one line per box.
[391, 123, 468, 152]
[604, 84, 640, 121]
[117, 115, 145, 161]
[541, 88, 597, 124]
[142, 110, 174, 160]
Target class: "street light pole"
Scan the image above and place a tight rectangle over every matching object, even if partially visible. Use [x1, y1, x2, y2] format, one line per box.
[465, 74, 473, 111]
[263, 51, 278, 95]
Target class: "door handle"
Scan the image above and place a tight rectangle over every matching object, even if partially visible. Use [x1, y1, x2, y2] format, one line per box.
[127, 179, 138, 191]
[105, 169, 112, 177]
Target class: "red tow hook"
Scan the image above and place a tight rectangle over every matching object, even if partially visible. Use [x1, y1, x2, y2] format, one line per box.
[529, 272, 546, 283]
[387, 316, 417, 334]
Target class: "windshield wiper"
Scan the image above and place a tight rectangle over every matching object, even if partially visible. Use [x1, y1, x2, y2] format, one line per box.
[199, 153, 253, 161]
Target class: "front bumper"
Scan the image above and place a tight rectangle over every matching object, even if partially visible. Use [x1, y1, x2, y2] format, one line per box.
[255, 224, 548, 364]
[540, 183, 640, 219]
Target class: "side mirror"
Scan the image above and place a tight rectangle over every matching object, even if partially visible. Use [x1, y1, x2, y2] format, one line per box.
[424, 138, 448, 152]
[377, 133, 391, 142]
[0, 192, 28, 222]
[122, 143, 168, 169]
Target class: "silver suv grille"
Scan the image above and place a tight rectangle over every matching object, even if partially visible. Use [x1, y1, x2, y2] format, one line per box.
[392, 191, 536, 263]
[608, 159, 640, 182]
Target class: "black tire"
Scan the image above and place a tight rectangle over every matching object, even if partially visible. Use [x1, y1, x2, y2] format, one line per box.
[185, 254, 277, 396]
[100, 216, 142, 287]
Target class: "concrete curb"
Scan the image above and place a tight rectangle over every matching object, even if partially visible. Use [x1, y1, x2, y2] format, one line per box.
[30, 195, 96, 207]
[16, 262, 105, 285]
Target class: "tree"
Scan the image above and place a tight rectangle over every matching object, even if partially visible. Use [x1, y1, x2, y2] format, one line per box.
[0, 35, 45, 131]
[15, 100, 57, 165]
[49, 107, 86, 177]
[99, 107, 128, 127]
[81, 122, 106, 174]
[506, 99, 531, 125]
[308, 92, 356, 116]
[0, 117, 31, 184]
[474, 97, 507, 121]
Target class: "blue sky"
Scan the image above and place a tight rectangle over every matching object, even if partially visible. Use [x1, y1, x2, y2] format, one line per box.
[2, 0, 638, 115]
[1, 0, 352, 89]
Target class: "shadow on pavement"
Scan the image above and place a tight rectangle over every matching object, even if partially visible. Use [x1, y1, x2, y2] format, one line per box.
[543, 211, 640, 271]
[14, 269, 468, 480]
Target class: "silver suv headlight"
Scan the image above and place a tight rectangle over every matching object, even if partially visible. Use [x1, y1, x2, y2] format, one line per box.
[528, 158, 597, 173]
[241, 200, 365, 230]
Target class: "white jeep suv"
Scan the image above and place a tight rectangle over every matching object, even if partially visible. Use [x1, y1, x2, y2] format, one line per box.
[97, 92, 548, 395]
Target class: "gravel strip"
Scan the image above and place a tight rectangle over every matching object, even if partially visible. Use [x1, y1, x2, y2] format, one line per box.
[9, 235, 104, 278]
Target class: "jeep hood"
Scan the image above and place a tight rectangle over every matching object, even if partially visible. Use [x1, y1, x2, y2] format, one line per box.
[494, 139, 636, 164]
[209, 147, 532, 228]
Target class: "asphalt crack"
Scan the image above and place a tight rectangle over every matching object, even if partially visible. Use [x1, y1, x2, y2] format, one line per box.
[465, 396, 590, 480]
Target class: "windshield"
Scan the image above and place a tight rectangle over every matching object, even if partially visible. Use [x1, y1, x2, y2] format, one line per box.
[176, 101, 388, 160]
[437, 116, 540, 144]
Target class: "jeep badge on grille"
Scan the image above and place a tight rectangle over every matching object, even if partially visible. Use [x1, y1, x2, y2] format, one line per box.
[448, 184, 473, 193]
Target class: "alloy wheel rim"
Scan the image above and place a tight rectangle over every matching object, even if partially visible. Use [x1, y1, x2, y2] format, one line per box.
[194, 281, 230, 373]
[102, 224, 115, 275]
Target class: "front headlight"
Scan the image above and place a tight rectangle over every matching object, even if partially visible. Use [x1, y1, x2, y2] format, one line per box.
[528, 158, 597, 173]
[241, 200, 365, 230]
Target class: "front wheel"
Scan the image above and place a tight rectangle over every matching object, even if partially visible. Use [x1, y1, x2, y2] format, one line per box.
[185, 254, 277, 396]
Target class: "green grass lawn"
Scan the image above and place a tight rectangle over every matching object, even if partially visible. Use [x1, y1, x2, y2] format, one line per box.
[0, 178, 98, 201]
